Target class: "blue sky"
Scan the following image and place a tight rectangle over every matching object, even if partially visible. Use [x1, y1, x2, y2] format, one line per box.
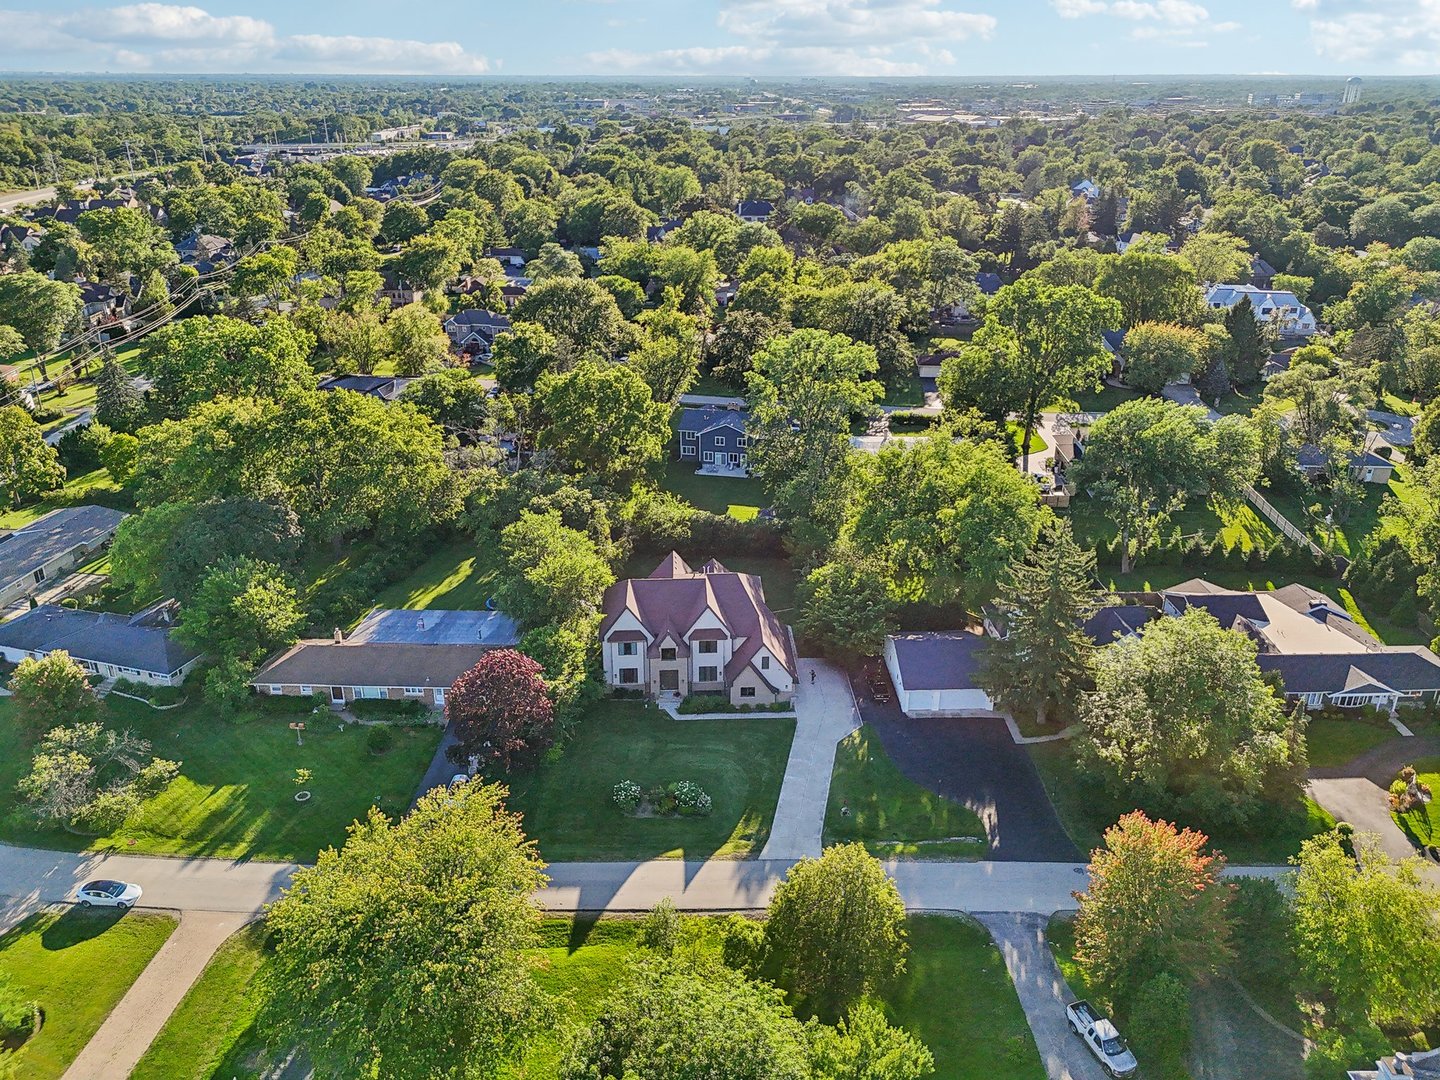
[0, 1, 1433, 78]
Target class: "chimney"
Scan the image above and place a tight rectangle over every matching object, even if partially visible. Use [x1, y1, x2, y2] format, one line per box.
[332, 627, 342, 643]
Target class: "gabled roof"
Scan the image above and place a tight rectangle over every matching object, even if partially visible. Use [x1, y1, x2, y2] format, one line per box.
[1259, 648, 1440, 695]
[600, 552, 796, 687]
[1083, 605, 1153, 645]
[737, 200, 774, 217]
[446, 308, 511, 329]
[1205, 284, 1309, 313]
[678, 406, 749, 435]
[317, 374, 415, 401]
[976, 272, 1003, 295]
[253, 641, 491, 689]
[0, 506, 126, 590]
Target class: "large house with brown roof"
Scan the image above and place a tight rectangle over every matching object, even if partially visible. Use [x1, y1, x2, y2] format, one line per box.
[600, 553, 797, 705]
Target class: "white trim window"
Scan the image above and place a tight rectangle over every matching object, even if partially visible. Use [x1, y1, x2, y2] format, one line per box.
[300, 685, 312, 694]
[404, 687, 424, 696]
[715, 435, 727, 447]
[740, 686, 756, 698]
[268, 685, 282, 694]
[619, 667, 640, 684]
[618, 641, 638, 656]
[698, 665, 718, 682]
[702, 451, 714, 463]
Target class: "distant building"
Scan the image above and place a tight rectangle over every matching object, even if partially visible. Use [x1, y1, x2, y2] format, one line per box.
[737, 200, 774, 224]
[1343, 77, 1363, 106]
[1205, 284, 1317, 338]
[0, 506, 125, 607]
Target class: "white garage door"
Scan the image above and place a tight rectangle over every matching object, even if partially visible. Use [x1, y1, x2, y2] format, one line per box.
[937, 688, 993, 712]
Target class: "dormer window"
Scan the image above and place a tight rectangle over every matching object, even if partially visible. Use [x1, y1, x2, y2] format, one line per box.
[618, 641, 637, 656]
[661, 647, 677, 661]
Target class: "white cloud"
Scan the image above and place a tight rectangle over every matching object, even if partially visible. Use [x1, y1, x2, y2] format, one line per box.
[1298, 1, 1440, 67]
[0, 3, 490, 73]
[1048, 0, 1231, 44]
[586, 0, 994, 76]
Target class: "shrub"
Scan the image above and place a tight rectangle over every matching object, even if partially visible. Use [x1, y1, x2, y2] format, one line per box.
[1305, 1023, 1392, 1080]
[612, 779, 642, 812]
[639, 898, 682, 956]
[366, 726, 395, 755]
[720, 914, 766, 977]
[1126, 973, 1190, 1076]
[349, 697, 430, 720]
[0, 971, 36, 1043]
[674, 780, 712, 816]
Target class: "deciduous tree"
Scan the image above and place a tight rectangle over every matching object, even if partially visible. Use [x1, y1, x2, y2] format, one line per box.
[533, 360, 669, 490]
[175, 558, 304, 666]
[17, 722, 179, 834]
[1074, 811, 1233, 1003]
[261, 782, 549, 1080]
[446, 649, 555, 773]
[496, 509, 615, 628]
[1077, 610, 1305, 827]
[142, 315, 316, 418]
[0, 406, 64, 508]
[10, 650, 101, 736]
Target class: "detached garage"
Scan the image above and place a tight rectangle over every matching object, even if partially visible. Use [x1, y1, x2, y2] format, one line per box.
[884, 632, 996, 717]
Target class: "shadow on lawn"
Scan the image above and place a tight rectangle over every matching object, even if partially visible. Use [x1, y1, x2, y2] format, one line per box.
[39, 906, 127, 952]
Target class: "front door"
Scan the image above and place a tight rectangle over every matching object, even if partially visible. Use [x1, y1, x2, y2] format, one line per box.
[330, 686, 345, 704]
[659, 670, 680, 692]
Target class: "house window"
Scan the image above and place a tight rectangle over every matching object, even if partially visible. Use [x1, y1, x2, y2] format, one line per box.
[434, 689, 446, 705]
[681, 430, 697, 442]
[698, 640, 718, 654]
[619, 668, 639, 684]
[740, 686, 756, 698]
[404, 687, 424, 696]
[661, 647, 677, 661]
[715, 436, 726, 447]
[703, 451, 714, 463]
[619, 641, 638, 656]
[300, 685, 312, 695]
[760, 656, 770, 670]
[699, 666, 718, 682]
[737, 435, 748, 448]
[268, 685, 282, 694]
[32, 568, 44, 583]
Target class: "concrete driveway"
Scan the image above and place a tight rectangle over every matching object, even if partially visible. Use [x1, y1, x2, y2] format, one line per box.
[975, 912, 1109, 1080]
[758, 660, 860, 860]
[850, 671, 1080, 862]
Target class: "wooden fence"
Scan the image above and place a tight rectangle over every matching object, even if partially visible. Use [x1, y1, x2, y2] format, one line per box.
[1243, 485, 1327, 561]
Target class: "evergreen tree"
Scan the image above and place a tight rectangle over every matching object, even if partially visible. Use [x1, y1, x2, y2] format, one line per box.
[94, 348, 148, 433]
[1195, 348, 1231, 406]
[1223, 296, 1270, 386]
[978, 521, 1103, 727]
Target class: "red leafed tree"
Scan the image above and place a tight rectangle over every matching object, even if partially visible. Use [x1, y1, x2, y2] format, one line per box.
[1073, 810, 1234, 1002]
[446, 649, 555, 773]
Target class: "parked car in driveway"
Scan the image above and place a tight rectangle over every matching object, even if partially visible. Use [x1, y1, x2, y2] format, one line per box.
[1066, 1000, 1138, 1078]
[74, 879, 142, 909]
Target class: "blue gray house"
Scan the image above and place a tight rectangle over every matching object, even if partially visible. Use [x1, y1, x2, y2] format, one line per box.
[678, 406, 751, 475]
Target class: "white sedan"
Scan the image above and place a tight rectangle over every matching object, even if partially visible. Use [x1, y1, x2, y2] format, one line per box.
[74, 879, 142, 909]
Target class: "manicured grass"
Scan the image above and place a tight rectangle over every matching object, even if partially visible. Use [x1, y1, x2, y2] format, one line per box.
[882, 375, 926, 407]
[130, 922, 271, 1080]
[1067, 495, 1281, 554]
[824, 725, 986, 858]
[1051, 384, 1143, 413]
[136, 914, 1045, 1080]
[1305, 718, 1396, 769]
[0, 696, 441, 863]
[889, 915, 1046, 1080]
[503, 699, 795, 861]
[661, 458, 764, 520]
[0, 908, 177, 1080]
[1394, 756, 1440, 849]
[1262, 469, 1408, 560]
[687, 373, 743, 398]
[371, 536, 500, 611]
[0, 468, 126, 531]
[1027, 741, 1335, 865]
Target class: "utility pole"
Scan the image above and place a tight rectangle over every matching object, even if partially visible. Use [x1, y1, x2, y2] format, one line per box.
[123, 139, 135, 174]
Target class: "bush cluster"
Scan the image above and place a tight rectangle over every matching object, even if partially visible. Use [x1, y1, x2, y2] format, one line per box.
[349, 697, 431, 721]
[611, 778, 712, 816]
[110, 677, 185, 706]
[677, 694, 792, 715]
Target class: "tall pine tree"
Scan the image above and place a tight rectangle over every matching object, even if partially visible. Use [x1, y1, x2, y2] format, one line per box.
[1223, 295, 1270, 386]
[94, 348, 148, 434]
[978, 520, 1104, 727]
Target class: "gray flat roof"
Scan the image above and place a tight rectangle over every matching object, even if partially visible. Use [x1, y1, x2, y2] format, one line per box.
[0, 506, 126, 591]
[348, 608, 521, 647]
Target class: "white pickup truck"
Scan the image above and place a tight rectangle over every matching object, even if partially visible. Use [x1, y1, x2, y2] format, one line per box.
[1065, 1000, 1139, 1078]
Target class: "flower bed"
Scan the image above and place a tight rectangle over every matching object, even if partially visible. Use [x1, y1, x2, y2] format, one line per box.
[676, 694, 793, 715]
[613, 778, 713, 817]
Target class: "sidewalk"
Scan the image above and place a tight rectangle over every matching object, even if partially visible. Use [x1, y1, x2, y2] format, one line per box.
[757, 660, 860, 860]
[62, 910, 247, 1080]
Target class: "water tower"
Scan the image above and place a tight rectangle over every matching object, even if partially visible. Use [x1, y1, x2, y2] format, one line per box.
[1343, 77, 1363, 105]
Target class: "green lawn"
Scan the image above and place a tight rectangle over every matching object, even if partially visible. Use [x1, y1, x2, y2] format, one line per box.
[0, 468, 126, 531]
[1027, 740, 1335, 865]
[661, 458, 764, 520]
[504, 699, 794, 861]
[1306, 718, 1397, 769]
[371, 536, 500, 611]
[130, 922, 270, 1080]
[0, 696, 441, 863]
[1051, 384, 1143, 414]
[1066, 495, 1281, 554]
[824, 725, 986, 858]
[132, 914, 1045, 1080]
[882, 374, 926, 407]
[1261, 469, 1408, 560]
[687, 373, 743, 398]
[1394, 756, 1440, 849]
[0, 909, 177, 1080]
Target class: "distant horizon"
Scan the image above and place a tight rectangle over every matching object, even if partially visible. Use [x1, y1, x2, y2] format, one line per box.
[0, 71, 1414, 83]
[0, 1, 1436, 81]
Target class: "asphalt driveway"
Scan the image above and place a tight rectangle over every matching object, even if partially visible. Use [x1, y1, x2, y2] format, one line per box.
[850, 671, 1079, 863]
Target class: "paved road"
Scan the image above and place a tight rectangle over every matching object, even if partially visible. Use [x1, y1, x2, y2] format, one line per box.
[758, 660, 860, 860]
[975, 912, 1108, 1080]
[0, 844, 1287, 921]
[62, 910, 247, 1080]
[852, 671, 1081, 862]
